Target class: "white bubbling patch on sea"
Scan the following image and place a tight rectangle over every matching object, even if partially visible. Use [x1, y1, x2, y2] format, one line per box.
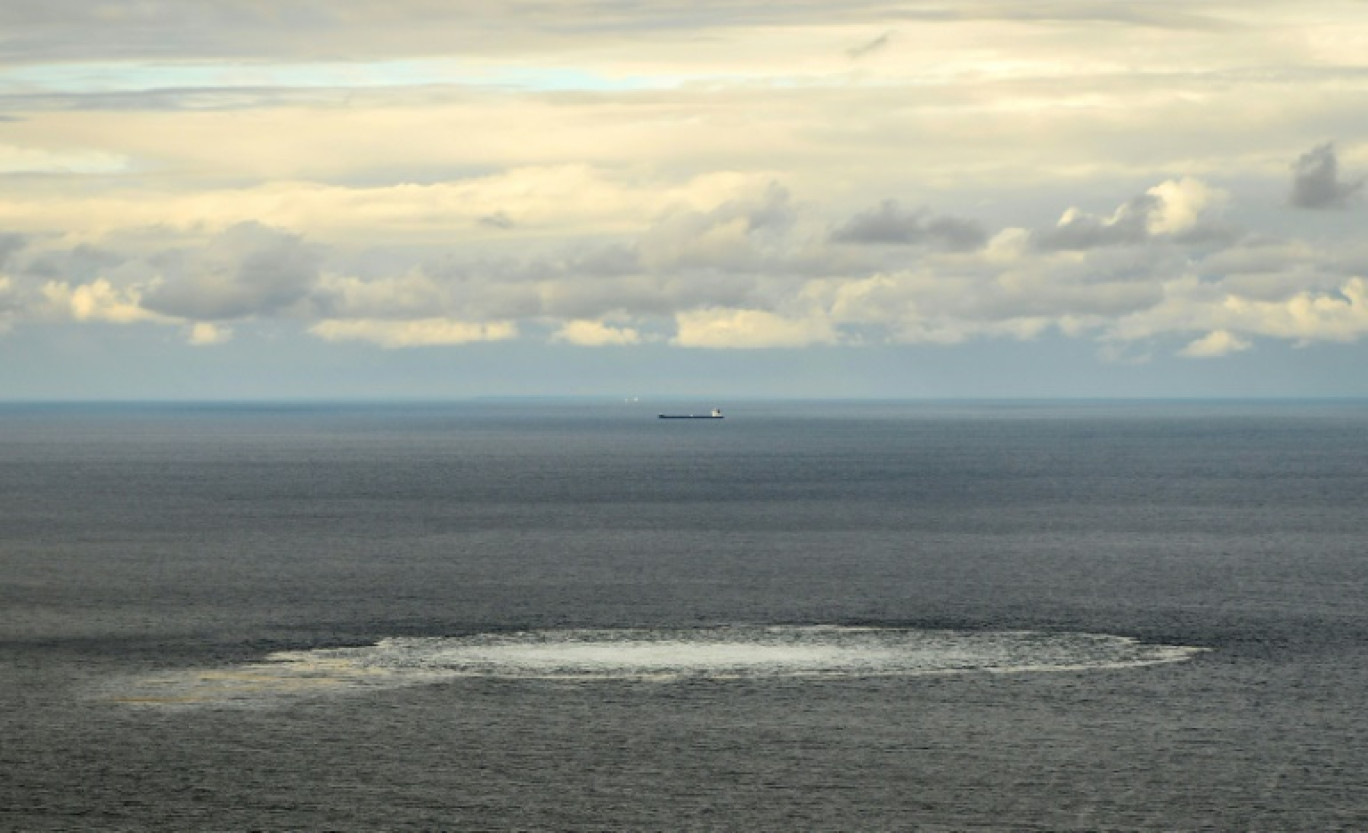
[106, 626, 1206, 707]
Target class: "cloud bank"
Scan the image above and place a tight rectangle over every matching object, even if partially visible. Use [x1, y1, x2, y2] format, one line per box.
[5, 161, 1365, 356]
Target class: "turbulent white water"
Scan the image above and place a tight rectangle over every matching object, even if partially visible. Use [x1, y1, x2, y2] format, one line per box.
[106, 626, 1206, 707]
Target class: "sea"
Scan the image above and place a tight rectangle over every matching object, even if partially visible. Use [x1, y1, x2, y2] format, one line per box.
[2, 399, 1367, 831]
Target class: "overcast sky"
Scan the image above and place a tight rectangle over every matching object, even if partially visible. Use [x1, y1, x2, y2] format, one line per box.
[3, 0, 1368, 399]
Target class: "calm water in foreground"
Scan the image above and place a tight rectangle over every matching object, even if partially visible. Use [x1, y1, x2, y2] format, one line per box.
[2, 399, 1367, 830]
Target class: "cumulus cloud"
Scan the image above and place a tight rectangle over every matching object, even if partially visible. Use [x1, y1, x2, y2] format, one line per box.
[1290, 143, 1364, 209]
[1145, 178, 1228, 237]
[638, 183, 794, 273]
[1179, 330, 1251, 358]
[41, 278, 158, 324]
[1220, 277, 1368, 343]
[673, 308, 839, 348]
[140, 223, 320, 321]
[1035, 196, 1155, 250]
[24, 244, 127, 283]
[1034, 178, 1230, 250]
[552, 319, 643, 346]
[314, 270, 452, 320]
[831, 201, 987, 251]
[309, 317, 518, 348]
[187, 321, 233, 345]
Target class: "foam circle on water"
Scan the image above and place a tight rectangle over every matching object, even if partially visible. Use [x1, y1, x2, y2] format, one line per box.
[106, 626, 1206, 706]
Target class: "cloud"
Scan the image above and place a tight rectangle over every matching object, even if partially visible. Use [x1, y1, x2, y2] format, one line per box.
[1034, 178, 1231, 250]
[0, 233, 27, 266]
[551, 319, 643, 346]
[1034, 195, 1156, 250]
[5, 170, 1367, 361]
[478, 212, 515, 229]
[0, 143, 129, 174]
[41, 278, 158, 324]
[1289, 142, 1364, 209]
[314, 269, 453, 320]
[673, 308, 839, 348]
[1219, 277, 1368, 343]
[187, 321, 233, 345]
[23, 244, 131, 287]
[1144, 177, 1228, 236]
[1179, 330, 1250, 358]
[309, 317, 518, 348]
[831, 201, 987, 251]
[140, 223, 320, 321]
[638, 182, 794, 273]
[0, 0, 1236, 65]
[848, 31, 892, 59]
[0, 276, 15, 330]
[0, 166, 773, 248]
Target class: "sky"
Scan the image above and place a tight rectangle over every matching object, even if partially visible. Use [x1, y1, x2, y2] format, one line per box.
[3, 1, 1368, 399]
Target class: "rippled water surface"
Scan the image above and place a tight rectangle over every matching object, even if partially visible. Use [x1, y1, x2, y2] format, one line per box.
[102, 626, 1206, 706]
[4, 400, 1368, 830]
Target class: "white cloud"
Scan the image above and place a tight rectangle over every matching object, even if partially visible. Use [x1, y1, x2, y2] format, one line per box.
[0, 143, 129, 174]
[1179, 330, 1251, 358]
[1034, 177, 1229, 250]
[41, 278, 157, 324]
[1145, 177, 1227, 235]
[309, 317, 518, 348]
[1221, 277, 1368, 343]
[187, 321, 232, 345]
[673, 308, 839, 348]
[552, 319, 643, 346]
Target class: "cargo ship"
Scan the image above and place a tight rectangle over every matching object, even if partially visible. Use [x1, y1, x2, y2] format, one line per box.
[658, 408, 724, 419]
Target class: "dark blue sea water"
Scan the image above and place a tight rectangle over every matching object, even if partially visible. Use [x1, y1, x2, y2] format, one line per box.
[3, 399, 1367, 830]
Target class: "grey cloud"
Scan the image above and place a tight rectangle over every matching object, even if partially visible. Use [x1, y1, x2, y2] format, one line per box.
[565, 244, 642, 278]
[742, 183, 797, 232]
[1290, 142, 1364, 209]
[0, 1, 860, 62]
[478, 212, 515, 229]
[411, 257, 546, 320]
[831, 201, 988, 251]
[848, 31, 891, 59]
[0, 1, 336, 62]
[0, 0, 1229, 64]
[975, 278, 1163, 322]
[950, 2, 1233, 31]
[0, 87, 352, 114]
[141, 223, 321, 320]
[1033, 194, 1157, 250]
[637, 183, 794, 272]
[1170, 223, 1242, 248]
[1032, 188, 1237, 251]
[0, 233, 28, 267]
[23, 244, 127, 282]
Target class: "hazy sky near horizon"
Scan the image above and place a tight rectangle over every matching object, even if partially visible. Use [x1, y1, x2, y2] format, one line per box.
[3, 1, 1368, 398]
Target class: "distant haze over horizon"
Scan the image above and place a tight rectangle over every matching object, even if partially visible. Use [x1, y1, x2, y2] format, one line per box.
[4, 2, 1368, 398]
